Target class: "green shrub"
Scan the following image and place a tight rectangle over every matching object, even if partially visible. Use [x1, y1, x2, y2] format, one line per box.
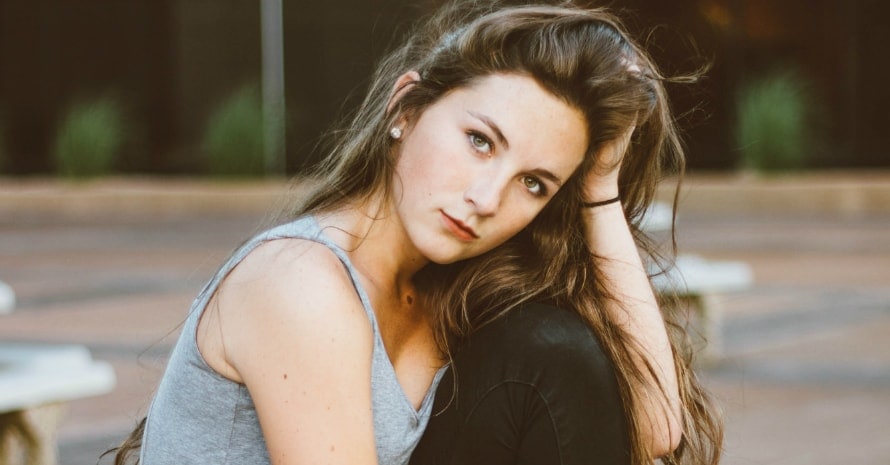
[202, 84, 266, 177]
[54, 96, 125, 178]
[735, 69, 814, 172]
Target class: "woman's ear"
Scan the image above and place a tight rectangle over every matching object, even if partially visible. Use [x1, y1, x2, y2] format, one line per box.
[386, 70, 422, 115]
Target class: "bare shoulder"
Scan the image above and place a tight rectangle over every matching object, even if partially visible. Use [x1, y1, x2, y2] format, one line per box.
[201, 237, 373, 382]
[221, 237, 359, 308]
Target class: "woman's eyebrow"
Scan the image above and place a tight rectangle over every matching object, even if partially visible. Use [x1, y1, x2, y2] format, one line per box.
[468, 111, 509, 150]
[529, 168, 565, 187]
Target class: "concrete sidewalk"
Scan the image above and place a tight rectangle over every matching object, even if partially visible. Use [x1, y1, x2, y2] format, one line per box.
[1, 173, 889, 464]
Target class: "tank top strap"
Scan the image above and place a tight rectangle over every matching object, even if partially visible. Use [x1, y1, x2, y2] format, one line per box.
[191, 215, 381, 335]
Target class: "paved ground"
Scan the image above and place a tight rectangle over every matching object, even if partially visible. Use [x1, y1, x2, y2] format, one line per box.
[1, 176, 888, 464]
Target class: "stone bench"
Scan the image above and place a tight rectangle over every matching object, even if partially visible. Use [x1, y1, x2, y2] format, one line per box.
[651, 255, 753, 361]
[643, 202, 754, 361]
[0, 280, 14, 315]
[0, 343, 116, 465]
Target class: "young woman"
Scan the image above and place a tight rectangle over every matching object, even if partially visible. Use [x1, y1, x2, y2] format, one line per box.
[113, 2, 721, 464]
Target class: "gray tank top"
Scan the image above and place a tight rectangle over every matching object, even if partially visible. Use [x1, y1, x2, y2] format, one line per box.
[141, 216, 446, 465]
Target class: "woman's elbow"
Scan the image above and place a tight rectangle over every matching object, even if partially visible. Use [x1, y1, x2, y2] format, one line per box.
[650, 415, 683, 458]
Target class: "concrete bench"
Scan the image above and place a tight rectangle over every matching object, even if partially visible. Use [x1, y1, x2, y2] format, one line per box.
[651, 255, 753, 361]
[0, 280, 14, 315]
[640, 200, 674, 233]
[642, 202, 754, 361]
[0, 343, 116, 465]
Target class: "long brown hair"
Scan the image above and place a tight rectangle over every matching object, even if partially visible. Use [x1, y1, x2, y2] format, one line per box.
[112, 2, 721, 464]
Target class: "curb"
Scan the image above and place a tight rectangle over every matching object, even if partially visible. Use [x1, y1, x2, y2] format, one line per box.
[2, 172, 888, 222]
[658, 171, 890, 217]
[0, 178, 295, 222]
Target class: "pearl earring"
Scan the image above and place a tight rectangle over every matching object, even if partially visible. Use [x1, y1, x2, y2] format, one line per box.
[389, 127, 402, 139]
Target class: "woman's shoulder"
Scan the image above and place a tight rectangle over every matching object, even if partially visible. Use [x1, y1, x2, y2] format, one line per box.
[227, 236, 361, 313]
[243, 234, 343, 272]
[220, 237, 371, 350]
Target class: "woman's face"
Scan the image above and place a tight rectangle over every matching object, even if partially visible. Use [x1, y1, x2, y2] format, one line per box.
[392, 73, 588, 264]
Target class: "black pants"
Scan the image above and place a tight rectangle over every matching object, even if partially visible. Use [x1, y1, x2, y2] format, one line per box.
[410, 303, 630, 465]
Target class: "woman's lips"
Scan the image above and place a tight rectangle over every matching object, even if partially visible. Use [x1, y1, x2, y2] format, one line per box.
[440, 211, 478, 241]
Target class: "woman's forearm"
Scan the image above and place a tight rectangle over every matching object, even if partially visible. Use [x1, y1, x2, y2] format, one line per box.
[582, 201, 682, 457]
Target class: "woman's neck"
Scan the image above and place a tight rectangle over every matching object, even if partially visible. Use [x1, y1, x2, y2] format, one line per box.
[316, 195, 428, 298]
[316, 195, 442, 372]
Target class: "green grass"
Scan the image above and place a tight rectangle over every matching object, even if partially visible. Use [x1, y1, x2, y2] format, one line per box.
[735, 69, 814, 172]
[54, 96, 125, 178]
[202, 84, 266, 177]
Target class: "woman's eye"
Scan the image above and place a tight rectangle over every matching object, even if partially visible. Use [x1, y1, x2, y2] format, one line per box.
[521, 176, 546, 196]
[468, 132, 492, 154]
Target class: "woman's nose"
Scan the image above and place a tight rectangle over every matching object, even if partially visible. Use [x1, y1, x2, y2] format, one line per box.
[464, 173, 507, 217]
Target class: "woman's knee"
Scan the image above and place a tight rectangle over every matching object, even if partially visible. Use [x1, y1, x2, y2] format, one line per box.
[425, 303, 630, 464]
[455, 303, 616, 387]
[447, 304, 627, 434]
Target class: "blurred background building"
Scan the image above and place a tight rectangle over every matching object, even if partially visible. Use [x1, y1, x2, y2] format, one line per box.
[0, 0, 887, 176]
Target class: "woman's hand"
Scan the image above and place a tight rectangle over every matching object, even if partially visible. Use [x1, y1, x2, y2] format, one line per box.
[581, 125, 634, 204]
